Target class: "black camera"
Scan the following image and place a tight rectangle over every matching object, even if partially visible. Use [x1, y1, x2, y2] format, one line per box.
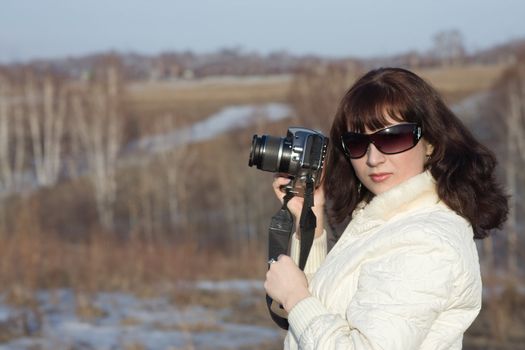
[248, 127, 329, 196]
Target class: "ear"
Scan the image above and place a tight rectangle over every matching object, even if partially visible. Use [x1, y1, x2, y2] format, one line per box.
[425, 143, 434, 157]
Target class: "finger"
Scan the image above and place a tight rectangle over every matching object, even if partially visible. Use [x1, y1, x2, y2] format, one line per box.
[273, 176, 291, 189]
[272, 177, 291, 201]
[277, 254, 289, 262]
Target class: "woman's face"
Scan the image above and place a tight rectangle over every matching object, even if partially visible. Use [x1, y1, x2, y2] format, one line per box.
[349, 119, 433, 196]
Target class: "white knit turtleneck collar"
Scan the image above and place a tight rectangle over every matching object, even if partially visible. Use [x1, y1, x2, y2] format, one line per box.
[362, 171, 439, 220]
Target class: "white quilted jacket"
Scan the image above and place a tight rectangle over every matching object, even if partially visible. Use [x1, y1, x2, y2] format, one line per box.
[285, 171, 482, 349]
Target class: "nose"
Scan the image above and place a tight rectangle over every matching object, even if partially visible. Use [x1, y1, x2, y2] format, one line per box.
[366, 143, 386, 167]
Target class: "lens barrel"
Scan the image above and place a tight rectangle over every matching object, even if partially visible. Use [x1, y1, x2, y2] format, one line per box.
[248, 134, 291, 173]
[248, 135, 263, 168]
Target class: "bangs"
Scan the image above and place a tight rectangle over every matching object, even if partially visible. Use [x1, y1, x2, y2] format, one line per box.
[343, 83, 417, 132]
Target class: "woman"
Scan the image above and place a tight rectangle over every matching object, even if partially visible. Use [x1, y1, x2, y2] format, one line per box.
[264, 67, 508, 349]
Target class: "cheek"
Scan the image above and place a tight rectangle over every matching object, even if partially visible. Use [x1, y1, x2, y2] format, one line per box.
[349, 158, 368, 180]
[396, 147, 426, 174]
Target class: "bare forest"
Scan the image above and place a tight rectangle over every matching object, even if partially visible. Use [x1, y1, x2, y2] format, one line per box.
[0, 40, 524, 349]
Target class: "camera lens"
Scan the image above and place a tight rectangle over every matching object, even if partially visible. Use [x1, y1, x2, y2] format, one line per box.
[248, 135, 264, 168]
[248, 134, 291, 173]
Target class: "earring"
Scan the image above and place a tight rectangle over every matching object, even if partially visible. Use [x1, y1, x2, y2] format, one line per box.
[425, 154, 432, 169]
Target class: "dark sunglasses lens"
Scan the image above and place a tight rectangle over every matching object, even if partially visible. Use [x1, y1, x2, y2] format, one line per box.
[373, 125, 416, 154]
[342, 133, 369, 158]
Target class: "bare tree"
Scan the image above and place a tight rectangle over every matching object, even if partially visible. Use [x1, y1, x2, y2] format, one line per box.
[125, 113, 196, 242]
[153, 114, 194, 235]
[71, 64, 123, 231]
[289, 62, 359, 132]
[25, 73, 66, 187]
[504, 62, 525, 277]
[0, 74, 27, 194]
[132, 167, 157, 242]
[0, 74, 28, 234]
[432, 29, 466, 66]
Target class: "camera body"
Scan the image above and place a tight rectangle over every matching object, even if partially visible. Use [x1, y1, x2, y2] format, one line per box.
[249, 127, 329, 196]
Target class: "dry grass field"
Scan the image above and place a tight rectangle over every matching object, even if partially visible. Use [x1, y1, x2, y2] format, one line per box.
[124, 75, 292, 129]
[123, 63, 508, 124]
[416, 62, 510, 102]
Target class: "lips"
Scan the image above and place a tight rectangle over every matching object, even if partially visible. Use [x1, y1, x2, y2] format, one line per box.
[369, 173, 392, 183]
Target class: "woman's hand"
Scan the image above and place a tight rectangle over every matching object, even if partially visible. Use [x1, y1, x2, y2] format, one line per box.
[264, 255, 311, 312]
[272, 175, 326, 238]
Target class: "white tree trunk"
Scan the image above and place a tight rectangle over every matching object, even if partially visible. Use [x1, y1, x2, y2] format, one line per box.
[26, 74, 65, 187]
[0, 76, 28, 234]
[155, 114, 192, 233]
[0, 77, 26, 193]
[71, 66, 122, 231]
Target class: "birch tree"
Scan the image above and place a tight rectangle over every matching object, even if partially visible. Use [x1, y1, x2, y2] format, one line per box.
[154, 114, 194, 235]
[72, 64, 122, 231]
[0, 74, 27, 234]
[127, 114, 195, 242]
[25, 73, 66, 187]
[0, 74, 26, 194]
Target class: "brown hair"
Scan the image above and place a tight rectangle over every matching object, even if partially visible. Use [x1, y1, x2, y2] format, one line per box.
[325, 67, 508, 239]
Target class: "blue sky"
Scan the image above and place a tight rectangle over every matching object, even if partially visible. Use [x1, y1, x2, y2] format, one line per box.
[1, 0, 525, 63]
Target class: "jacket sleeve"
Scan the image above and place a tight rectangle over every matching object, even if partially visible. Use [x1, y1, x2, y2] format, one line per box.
[287, 229, 474, 349]
[290, 230, 327, 280]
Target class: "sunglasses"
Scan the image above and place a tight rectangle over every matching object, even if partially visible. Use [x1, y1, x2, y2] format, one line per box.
[341, 123, 422, 159]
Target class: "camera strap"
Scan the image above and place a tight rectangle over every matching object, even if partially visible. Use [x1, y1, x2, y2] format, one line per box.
[266, 188, 294, 330]
[268, 190, 295, 262]
[266, 175, 317, 330]
[298, 175, 316, 271]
